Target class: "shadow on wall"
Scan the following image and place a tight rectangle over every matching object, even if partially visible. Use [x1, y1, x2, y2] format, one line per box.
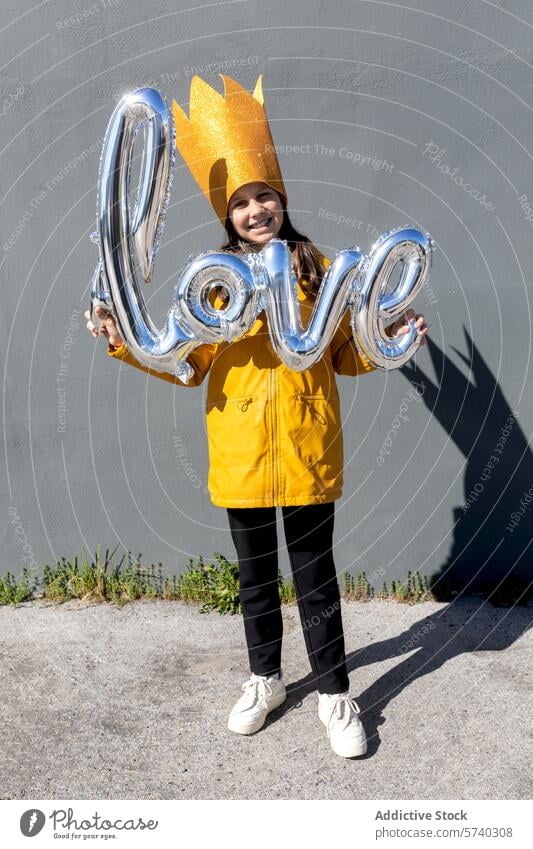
[401, 329, 532, 603]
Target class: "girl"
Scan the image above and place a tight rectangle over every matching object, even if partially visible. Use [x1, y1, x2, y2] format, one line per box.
[85, 75, 428, 759]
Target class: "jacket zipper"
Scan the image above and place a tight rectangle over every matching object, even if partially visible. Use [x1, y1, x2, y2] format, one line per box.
[269, 343, 277, 502]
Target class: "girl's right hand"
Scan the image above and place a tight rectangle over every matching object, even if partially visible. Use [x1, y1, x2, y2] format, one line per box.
[84, 306, 123, 347]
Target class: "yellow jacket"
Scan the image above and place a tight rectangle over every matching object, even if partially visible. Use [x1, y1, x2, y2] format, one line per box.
[107, 256, 379, 507]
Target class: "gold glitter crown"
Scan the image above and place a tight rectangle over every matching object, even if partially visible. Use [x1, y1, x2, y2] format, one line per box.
[171, 73, 287, 225]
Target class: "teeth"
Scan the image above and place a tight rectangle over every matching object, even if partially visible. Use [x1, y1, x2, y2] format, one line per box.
[249, 217, 271, 229]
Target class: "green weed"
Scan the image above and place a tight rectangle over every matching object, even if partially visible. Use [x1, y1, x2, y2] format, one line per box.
[0, 550, 435, 612]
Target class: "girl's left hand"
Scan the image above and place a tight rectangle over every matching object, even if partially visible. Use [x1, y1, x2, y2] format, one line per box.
[386, 309, 430, 346]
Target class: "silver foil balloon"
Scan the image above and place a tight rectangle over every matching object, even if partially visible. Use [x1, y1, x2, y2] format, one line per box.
[174, 250, 261, 343]
[89, 231, 115, 315]
[351, 226, 434, 370]
[258, 239, 365, 370]
[246, 230, 433, 371]
[89, 89, 195, 383]
[90, 87, 264, 382]
[90, 87, 433, 380]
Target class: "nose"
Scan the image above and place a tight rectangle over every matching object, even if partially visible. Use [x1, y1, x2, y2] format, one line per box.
[249, 199, 265, 217]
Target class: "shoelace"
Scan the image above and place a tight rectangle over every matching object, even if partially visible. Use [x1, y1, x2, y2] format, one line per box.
[324, 693, 362, 732]
[239, 675, 273, 708]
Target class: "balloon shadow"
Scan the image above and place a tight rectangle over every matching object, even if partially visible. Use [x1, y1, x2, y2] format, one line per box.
[281, 597, 532, 758]
[346, 597, 532, 756]
[400, 329, 533, 603]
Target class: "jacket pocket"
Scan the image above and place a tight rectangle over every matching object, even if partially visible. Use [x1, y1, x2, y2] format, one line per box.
[282, 393, 343, 492]
[205, 394, 270, 498]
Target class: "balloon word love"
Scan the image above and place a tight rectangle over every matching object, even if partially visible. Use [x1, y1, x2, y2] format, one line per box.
[90, 87, 434, 383]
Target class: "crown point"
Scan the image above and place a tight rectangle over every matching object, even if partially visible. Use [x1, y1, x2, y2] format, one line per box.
[253, 73, 264, 106]
[171, 98, 191, 135]
[188, 74, 226, 121]
[220, 73, 248, 101]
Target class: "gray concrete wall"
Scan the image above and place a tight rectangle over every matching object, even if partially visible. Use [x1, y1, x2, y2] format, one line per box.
[1, 0, 532, 595]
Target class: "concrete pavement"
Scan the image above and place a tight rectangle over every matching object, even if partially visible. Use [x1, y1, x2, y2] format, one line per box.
[0, 597, 531, 800]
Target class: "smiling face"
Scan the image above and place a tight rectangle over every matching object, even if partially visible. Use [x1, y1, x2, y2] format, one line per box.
[227, 181, 285, 244]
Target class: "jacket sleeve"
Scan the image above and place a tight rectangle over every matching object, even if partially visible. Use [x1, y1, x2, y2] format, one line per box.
[106, 340, 217, 387]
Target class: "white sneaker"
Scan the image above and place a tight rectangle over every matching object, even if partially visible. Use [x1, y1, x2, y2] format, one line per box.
[318, 691, 368, 758]
[228, 672, 286, 735]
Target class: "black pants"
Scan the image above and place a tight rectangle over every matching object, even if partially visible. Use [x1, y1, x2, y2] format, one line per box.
[226, 502, 349, 694]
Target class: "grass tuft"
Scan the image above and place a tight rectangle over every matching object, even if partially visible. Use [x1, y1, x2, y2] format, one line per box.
[1, 549, 437, 613]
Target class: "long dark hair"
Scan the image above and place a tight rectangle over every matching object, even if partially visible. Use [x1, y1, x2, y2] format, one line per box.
[219, 195, 326, 301]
